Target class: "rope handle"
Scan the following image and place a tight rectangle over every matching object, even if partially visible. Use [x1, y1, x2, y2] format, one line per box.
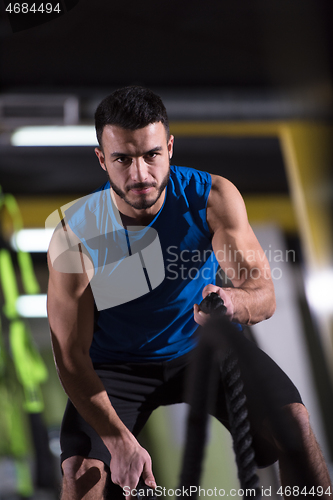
[199, 292, 227, 317]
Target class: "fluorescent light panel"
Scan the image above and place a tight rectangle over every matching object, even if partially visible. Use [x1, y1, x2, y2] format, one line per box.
[16, 294, 47, 318]
[11, 229, 53, 252]
[306, 269, 333, 314]
[11, 126, 97, 146]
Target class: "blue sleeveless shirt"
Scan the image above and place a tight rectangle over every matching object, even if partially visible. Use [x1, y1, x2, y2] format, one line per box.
[66, 165, 219, 363]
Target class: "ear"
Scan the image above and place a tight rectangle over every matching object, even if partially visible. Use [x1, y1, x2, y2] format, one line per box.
[95, 147, 106, 171]
[168, 135, 174, 159]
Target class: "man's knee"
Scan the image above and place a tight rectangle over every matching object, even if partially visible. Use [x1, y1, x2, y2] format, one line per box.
[272, 403, 311, 454]
[62, 456, 108, 499]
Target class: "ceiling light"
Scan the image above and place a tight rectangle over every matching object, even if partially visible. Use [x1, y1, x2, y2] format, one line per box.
[11, 229, 54, 252]
[11, 126, 97, 146]
[16, 294, 47, 318]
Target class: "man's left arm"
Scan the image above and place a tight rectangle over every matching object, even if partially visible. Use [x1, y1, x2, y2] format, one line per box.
[194, 175, 276, 326]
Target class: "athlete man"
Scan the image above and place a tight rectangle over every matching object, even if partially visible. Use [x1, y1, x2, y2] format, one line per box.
[47, 86, 331, 499]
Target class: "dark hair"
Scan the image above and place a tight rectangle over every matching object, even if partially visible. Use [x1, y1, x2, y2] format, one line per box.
[94, 86, 170, 146]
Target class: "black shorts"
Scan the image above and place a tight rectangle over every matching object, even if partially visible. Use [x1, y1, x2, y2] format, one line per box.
[60, 332, 302, 482]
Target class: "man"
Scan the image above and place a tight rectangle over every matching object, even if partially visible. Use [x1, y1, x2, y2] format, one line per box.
[47, 86, 331, 499]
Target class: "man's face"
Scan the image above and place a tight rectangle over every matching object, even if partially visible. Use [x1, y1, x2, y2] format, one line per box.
[95, 122, 174, 213]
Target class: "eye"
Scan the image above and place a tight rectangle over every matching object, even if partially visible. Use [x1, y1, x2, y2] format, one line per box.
[145, 152, 158, 160]
[115, 156, 131, 165]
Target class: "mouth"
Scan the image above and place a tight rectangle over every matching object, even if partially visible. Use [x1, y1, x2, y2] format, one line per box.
[129, 185, 155, 195]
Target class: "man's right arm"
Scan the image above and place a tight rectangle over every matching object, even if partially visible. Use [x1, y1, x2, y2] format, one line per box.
[47, 224, 156, 490]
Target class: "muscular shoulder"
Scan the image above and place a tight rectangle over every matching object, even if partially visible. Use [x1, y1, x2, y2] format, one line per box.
[206, 174, 249, 234]
[47, 221, 94, 294]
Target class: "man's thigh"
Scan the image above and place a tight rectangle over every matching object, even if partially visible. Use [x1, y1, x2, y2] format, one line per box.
[60, 354, 190, 478]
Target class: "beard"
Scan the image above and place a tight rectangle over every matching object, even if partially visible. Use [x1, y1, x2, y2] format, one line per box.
[106, 169, 170, 210]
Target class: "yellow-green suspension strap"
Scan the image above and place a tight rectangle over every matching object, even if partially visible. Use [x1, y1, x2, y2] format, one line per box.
[9, 319, 48, 413]
[0, 194, 35, 497]
[1, 190, 39, 295]
[0, 248, 48, 413]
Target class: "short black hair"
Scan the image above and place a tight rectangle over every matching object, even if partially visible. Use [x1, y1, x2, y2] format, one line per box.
[95, 86, 170, 147]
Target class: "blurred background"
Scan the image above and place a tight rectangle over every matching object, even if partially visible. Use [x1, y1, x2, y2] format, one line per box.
[0, 0, 333, 498]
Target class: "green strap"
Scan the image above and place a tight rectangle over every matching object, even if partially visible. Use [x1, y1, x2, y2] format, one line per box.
[0, 351, 31, 457]
[0, 317, 5, 378]
[0, 188, 40, 295]
[0, 249, 19, 320]
[0, 382, 33, 495]
[0, 383, 30, 455]
[0, 250, 47, 411]
[17, 250, 40, 295]
[2, 192, 23, 232]
[0, 188, 36, 495]
[9, 320, 48, 413]
[15, 459, 34, 497]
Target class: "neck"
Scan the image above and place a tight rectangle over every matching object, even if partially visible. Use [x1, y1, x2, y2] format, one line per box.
[111, 189, 166, 227]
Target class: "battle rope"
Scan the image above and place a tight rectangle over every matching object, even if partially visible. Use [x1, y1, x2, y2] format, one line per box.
[221, 348, 260, 494]
[178, 339, 219, 494]
[178, 293, 261, 499]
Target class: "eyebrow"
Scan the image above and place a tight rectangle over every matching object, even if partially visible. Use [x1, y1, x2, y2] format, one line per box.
[110, 146, 163, 158]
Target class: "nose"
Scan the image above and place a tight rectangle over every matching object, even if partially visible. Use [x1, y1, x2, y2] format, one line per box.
[130, 157, 148, 183]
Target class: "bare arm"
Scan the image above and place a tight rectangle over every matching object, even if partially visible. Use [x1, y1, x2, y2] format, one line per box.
[47, 224, 156, 489]
[194, 175, 276, 326]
